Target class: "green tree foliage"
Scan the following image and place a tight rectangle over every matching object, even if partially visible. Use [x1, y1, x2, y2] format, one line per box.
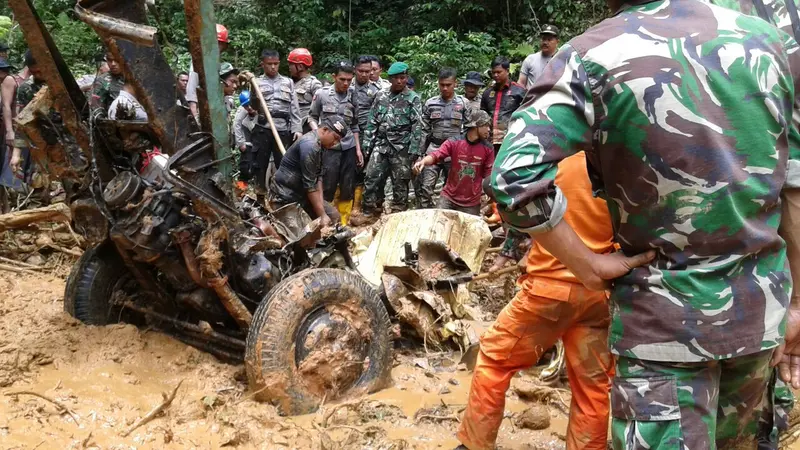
[0, 0, 607, 92]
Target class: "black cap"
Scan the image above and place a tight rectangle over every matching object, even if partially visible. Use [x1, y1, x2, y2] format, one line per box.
[0, 43, 9, 52]
[406, 77, 415, 88]
[541, 24, 559, 37]
[463, 71, 485, 87]
[321, 115, 347, 138]
[0, 57, 14, 71]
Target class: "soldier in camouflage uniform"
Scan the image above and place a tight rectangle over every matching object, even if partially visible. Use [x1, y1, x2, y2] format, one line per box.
[488, 0, 800, 448]
[352, 56, 382, 216]
[350, 62, 422, 225]
[9, 50, 46, 176]
[89, 52, 124, 120]
[415, 67, 468, 209]
[288, 48, 322, 133]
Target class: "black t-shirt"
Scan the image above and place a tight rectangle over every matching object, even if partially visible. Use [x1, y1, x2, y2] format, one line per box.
[270, 131, 322, 205]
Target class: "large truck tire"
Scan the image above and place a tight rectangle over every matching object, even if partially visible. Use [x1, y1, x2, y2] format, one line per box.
[245, 268, 393, 416]
[64, 243, 126, 325]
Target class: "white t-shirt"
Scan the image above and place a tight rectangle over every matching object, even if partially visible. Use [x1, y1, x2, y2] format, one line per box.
[108, 90, 148, 121]
[520, 52, 553, 90]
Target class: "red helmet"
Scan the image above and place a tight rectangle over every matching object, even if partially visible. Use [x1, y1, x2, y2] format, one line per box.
[216, 24, 229, 43]
[287, 48, 313, 67]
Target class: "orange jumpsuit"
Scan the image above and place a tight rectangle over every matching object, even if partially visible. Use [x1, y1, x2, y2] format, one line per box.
[458, 153, 615, 450]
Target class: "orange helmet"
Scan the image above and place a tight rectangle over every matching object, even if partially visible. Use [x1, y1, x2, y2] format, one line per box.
[287, 48, 313, 67]
[216, 24, 229, 43]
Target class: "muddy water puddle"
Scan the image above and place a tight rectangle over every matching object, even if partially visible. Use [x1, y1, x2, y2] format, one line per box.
[0, 272, 568, 449]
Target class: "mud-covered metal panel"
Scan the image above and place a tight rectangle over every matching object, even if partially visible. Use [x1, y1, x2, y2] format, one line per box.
[9, 0, 92, 161]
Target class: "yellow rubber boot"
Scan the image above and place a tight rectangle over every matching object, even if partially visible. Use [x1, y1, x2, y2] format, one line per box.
[352, 186, 364, 215]
[337, 200, 353, 226]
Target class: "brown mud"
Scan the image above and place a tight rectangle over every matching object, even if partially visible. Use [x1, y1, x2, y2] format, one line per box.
[0, 271, 570, 449]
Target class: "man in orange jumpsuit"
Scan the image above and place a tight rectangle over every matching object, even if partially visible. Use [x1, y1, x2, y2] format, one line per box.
[457, 152, 615, 450]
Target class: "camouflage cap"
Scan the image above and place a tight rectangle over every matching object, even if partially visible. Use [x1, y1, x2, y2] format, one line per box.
[219, 62, 239, 78]
[321, 114, 347, 138]
[464, 109, 490, 128]
[387, 62, 409, 76]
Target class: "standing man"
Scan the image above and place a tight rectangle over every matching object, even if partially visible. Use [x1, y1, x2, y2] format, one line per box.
[518, 25, 560, 89]
[416, 67, 468, 209]
[9, 49, 45, 175]
[0, 58, 15, 162]
[248, 49, 301, 200]
[177, 71, 189, 97]
[308, 62, 362, 224]
[186, 24, 229, 119]
[350, 62, 422, 225]
[352, 55, 382, 218]
[370, 56, 392, 91]
[234, 90, 258, 176]
[462, 71, 484, 113]
[490, 1, 800, 448]
[89, 51, 125, 119]
[412, 109, 494, 215]
[288, 48, 322, 132]
[269, 115, 347, 226]
[457, 153, 615, 450]
[480, 56, 526, 153]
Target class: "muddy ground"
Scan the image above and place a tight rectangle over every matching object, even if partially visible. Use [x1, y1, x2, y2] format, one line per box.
[0, 269, 575, 450]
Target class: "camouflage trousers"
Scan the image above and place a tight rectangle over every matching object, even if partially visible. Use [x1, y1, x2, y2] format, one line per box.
[612, 351, 774, 450]
[414, 160, 450, 208]
[758, 374, 794, 450]
[361, 147, 413, 214]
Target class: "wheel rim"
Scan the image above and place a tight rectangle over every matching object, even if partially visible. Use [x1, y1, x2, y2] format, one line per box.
[294, 304, 371, 397]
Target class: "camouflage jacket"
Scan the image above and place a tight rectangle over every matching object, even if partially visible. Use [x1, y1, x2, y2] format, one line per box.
[419, 94, 468, 154]
[294, 75, 322, 125]
[710, 0, 799, 36]
[89, 72, 124, 118]
[363, 87, 422, 157]
[491, 0, 800, 362]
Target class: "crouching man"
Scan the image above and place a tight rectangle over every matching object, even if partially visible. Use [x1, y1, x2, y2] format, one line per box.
[269, 115, 347, 226]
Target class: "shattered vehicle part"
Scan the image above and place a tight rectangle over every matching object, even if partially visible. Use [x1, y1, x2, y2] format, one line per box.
[353, 209, 491, 286]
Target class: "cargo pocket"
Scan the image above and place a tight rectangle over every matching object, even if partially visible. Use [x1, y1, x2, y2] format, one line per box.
[611, 376, 683, 450]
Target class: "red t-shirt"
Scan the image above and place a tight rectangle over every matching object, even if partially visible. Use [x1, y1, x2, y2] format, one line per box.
[430, 136, 495, 207]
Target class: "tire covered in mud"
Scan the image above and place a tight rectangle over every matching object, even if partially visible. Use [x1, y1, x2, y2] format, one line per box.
[245, 268, 393, 416]
[64, 243, 126, 325]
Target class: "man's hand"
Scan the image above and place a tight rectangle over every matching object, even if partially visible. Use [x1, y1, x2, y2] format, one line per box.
[320, 214, 332, 228]
[9, 149, 22, 174]
[412, 159, 426, 175]
[356, 149, 364, 168]
[489, 255, 512, 273]
[578, 251, 656, 291]
[772, 305, 800, 388]
[239, 144, 247, 152]
[294, 132, 303, 142]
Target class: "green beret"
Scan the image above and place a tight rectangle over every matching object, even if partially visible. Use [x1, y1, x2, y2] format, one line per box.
[387, 62, 409, 76]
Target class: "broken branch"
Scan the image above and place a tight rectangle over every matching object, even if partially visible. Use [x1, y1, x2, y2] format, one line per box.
[5, 390, 80, 425]
[0, 203, 71, 232]
[121, 380, 183, 437]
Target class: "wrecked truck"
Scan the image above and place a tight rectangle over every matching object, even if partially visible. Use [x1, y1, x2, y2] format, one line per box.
[9, 0, 492, 416]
